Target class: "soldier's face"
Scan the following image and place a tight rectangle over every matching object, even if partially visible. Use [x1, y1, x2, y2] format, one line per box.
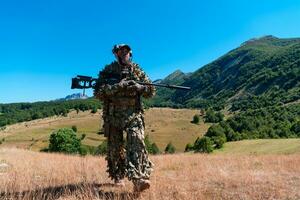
[117, 48, 130, 62]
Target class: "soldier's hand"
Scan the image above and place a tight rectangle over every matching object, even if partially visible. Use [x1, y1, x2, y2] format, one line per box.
[119, 79, 136, 88]
[127, 80, 136, 85]
[127, 83, 146, 92]
[118, 79, 129, 88]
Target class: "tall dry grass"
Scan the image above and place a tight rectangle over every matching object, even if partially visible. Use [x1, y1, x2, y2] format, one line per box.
[0, 148, 300, 200]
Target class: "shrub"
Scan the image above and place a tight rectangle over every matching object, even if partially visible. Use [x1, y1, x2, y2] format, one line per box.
[205, 124, 225, 138]
[48, 128, 82, 154]
[95, 140, 107, 155]
[79, 146, 88, 156]
[184, 143, 194, 152]
[151, 143, 160, 155]
[193, 137, 213, 153]
[191, 114, 200, 124]
[211, 136, 226, 149]
[71, 125, 77, 132]
[144, 135, 160, 154]
[165, 142, 176, 154]
[291, 121, 300, 136]
[204, 108, 224, 123]
[91, 106, 98, 114]
[144, 135, 152, 152]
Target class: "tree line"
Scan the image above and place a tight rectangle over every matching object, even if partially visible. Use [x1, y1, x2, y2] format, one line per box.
[186, 104, 300, 153]
[0, 99, 101, 127]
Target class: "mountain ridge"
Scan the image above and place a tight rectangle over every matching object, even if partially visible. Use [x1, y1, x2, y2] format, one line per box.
[148, 35, 300, 110]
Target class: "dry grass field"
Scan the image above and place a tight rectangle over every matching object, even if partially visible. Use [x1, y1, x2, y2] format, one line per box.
[0, 108, 208, 152]
[1, 108, 300, 199]
[0, 148, 300, 200]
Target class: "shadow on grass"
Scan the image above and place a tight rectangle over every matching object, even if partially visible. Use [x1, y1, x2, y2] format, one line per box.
[0, 182, 140, 200]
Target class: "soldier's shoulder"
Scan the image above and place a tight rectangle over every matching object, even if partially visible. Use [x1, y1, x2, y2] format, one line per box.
[100, 61, 119, 72]
[132, 62, 144, 72]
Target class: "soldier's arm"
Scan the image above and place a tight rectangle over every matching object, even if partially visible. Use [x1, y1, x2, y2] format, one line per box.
[133, 64, 156, 98]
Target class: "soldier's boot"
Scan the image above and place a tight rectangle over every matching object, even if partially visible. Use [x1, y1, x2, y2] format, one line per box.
[133, 179, 150, 193]
[114, 179, 125, 187]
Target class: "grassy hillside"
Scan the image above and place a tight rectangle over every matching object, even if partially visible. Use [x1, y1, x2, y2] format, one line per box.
[215, 139, 300, 155]
[149, 36, 300, 110]
[0, 108, 208, 152]
[0, 148, 299, 199]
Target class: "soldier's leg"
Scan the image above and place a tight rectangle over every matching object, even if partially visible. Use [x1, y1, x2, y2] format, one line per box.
[125, 115, 153, 183]
[106, 124, 126, 182]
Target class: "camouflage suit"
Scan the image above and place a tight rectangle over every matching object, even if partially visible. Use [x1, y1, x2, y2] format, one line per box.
[94, 61, 155, 183]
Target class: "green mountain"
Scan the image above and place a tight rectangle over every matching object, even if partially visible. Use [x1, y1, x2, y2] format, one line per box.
[150, 35, 300, 110]
[146, 70, 191, 107]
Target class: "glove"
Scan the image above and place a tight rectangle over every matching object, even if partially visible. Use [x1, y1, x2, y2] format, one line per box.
[118, 79, 135, 88]
[127, 82, 146, 93]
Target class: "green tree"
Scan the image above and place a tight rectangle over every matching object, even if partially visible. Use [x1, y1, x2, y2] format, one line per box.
[48, 128, 82, 154]
[205, 124, 227, 148]
[165, 142, 176, 154]
[215, 111, 224, 122]
[291, 121, 300, 136]
[191, 114, 200, 124]
[193, 136, 213, 153]
[204, 108, 216, 123]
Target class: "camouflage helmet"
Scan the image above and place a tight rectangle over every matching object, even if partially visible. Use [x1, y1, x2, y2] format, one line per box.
[112, 44, 132, 56]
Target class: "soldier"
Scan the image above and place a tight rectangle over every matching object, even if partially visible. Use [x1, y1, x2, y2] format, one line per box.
[93, 44, 155, 192]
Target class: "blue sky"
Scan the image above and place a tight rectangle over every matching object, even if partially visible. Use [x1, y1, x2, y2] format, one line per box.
[1, 0, 300, 103]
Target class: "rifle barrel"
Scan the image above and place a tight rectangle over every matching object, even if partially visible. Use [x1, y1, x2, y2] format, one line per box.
[137, 81, 191, 90]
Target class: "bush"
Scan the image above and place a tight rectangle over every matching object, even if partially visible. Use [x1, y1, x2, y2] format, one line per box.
[79, 146, 88, 156]
[184, 143, 194, 152]
[165, 142, 176, 154]
[211, 136, 226, 149]
[193, 136, 213, 153]
[144, 135, 152, 152]
[291, 121, 300, 136]
[91, 106, 98, 114]
[144, 135, 160, 154]
[204, 108, 224, 123]
[95, 140, 107, 155]
[151, 143, 160, 155]
[191, 114, 200, 124]
[205, 124, 225, 138]
[71, 125, 77, 132]
[48, 128, 82, 154]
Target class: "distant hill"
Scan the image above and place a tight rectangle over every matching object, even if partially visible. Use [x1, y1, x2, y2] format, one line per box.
[149, 35, 300, 110]
[0, 98, 101, 127]
[55, 93, 89, 101]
